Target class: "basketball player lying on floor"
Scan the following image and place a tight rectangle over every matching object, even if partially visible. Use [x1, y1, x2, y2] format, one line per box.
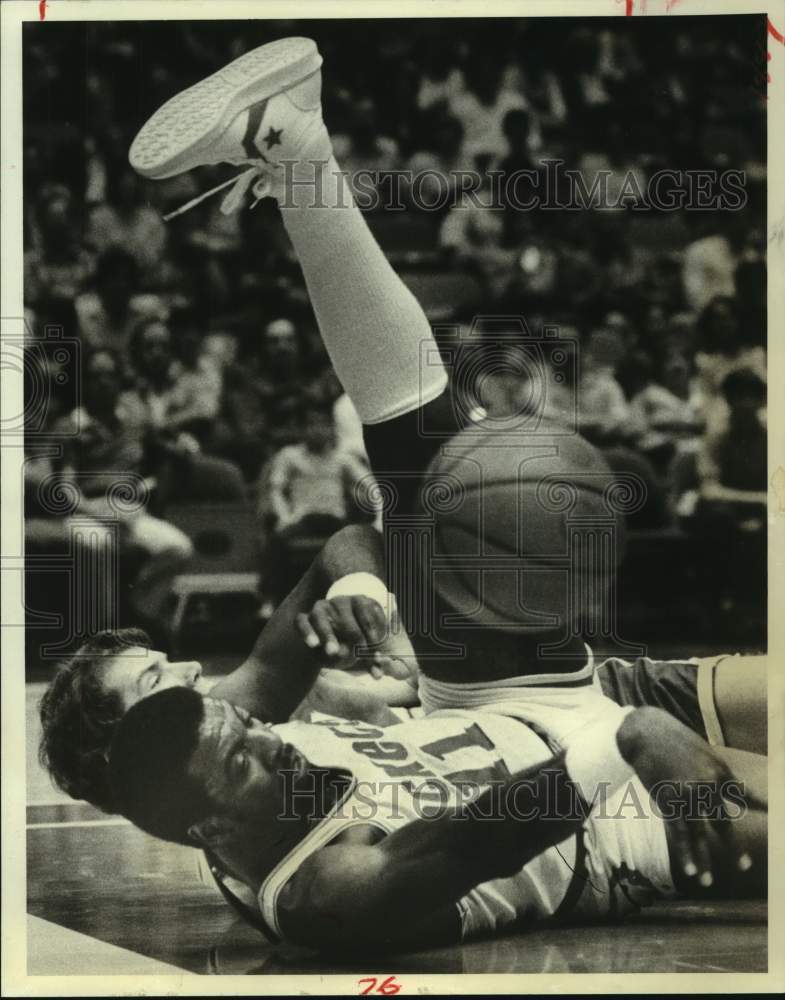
[108, 683, 766, 952]
[40, 35, 767, 817]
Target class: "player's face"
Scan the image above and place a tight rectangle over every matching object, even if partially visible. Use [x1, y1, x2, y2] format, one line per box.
[102, 647, 210, 711]
[188, 698, 311, 823]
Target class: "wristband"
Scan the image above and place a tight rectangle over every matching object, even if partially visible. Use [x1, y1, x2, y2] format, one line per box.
[325, 572, 396, 621]
[564, 711, 635, 807]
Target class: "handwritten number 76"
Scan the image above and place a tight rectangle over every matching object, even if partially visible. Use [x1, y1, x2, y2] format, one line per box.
[358, 975, 402, 995]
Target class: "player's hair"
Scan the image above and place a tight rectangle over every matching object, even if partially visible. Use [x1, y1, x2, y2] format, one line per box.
[38, 628, 152, 813]
[109, 686, 212, 846]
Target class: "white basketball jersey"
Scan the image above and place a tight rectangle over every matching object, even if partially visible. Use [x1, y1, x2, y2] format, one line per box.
[257, 710, 674, 941]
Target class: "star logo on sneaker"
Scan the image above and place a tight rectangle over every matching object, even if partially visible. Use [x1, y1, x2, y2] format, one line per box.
[263, 126, 284, 149]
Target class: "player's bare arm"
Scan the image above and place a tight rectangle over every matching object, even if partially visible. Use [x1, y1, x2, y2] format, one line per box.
[213, 523, 390, 722]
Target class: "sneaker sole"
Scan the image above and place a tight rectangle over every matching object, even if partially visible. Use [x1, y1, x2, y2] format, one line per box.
[129, 37, 322, 179]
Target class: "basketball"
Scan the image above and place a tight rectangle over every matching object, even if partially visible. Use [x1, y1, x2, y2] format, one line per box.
[419, 418, 627, 632]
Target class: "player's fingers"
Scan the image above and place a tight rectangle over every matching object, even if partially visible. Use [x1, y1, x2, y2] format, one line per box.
[295, 612, 321, 649]
[327, 597, 369, 651]
[714, 796, 753, 874]
[352, 596, 386, 645]
[310, 603, 342, 658]
[369, 654, 393, 679]
[379, 654, 415, 682]
[669, 817, 699, 883]
[687, 817, 715, 889]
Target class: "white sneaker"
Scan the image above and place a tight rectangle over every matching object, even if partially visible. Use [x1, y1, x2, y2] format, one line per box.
[128, 37, 330, 214]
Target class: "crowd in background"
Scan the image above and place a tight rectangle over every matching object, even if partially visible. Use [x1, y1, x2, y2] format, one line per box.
[22, 17, 768, 648]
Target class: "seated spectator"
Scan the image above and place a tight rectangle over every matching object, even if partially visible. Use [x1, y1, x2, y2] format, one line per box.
[698, 368, 766, 508]
[209, 337, 271, 483]
[662, 310, 698, 360]
[257, 317, 312, 448]
[166, 308, 223, 445]
[124, 316, 245, 501]
[51, 348, 193, 632]
[24, 184, 94, 308]
[621, 351, 704, 477]
[415, 43, 466, 112]
[332, 99, 401, 207]
[562, 27, 613, 113]
[682, 212, 736, 313]
[261, 402, 371, 607]
[125, 314, 219, 438]
[125, 317, 184, 432]
[449, 62, 527, 169]
[691, 368, 767, 621]
[439, 172, 518, 299]
[85, 167, 167, 285]
[405, 113, 464, 211]
[24, 447, 119, 638]
[577, 327, 631, 446]
[694, 294, 766, 439]
[75, 248, 167, 363]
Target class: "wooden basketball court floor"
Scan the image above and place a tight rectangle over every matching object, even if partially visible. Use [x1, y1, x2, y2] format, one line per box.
[24, 681, 767, 979]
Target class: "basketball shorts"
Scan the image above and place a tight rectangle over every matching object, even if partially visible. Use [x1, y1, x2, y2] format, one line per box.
[596, 652, 760, 748]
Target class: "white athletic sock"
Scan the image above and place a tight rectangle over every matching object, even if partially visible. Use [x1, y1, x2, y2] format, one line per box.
[277, 156, 448, 424]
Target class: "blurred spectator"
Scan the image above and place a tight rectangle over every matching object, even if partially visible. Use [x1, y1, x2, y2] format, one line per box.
[123, 316, 246, 501]
[449, 62, 527, 168]
[694, 294, 766, 439]
[209, 337, 271, 483]
[622, 351, 704, 477]
[261, 402, 371, 606]
[661, 310, 698, 360]
[75, 248, 167, 362]
[439, 173, 517, 299]
[698, 368, 766, 506]
[167, 309, 223, 444]
[691, 368, 767, 620]
[405, 113, 465, 210]
[51, 348, 193, 629]
[125, 317, 186, 433]
[332, 99, 401, 206]
[682, 213, 736, 313]
[124, 314, 219, 439]
[24, 184, 94, 307]
[257, 317, 311, 447]
[562, 28, 613, 113]
[85, 167, 167, 283]
[578, 327, 631, 446]
[416, 45, 466, 111]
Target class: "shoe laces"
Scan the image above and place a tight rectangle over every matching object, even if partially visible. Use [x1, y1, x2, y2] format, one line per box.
[162, 164, 271, 222]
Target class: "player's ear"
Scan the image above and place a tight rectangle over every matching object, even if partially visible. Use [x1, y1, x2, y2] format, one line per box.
[188, 815, 238, 848]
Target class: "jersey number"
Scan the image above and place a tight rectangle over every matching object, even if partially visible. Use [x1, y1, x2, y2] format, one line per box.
[420, 723, 511, 785]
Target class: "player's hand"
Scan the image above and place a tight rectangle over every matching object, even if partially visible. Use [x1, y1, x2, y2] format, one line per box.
[296, 595, 387, 661]
[617, 707, 758, 890]
[367, 651, 419, 685]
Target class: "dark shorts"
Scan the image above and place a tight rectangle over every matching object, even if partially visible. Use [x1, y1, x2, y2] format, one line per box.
[596, 654, 729, 745]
